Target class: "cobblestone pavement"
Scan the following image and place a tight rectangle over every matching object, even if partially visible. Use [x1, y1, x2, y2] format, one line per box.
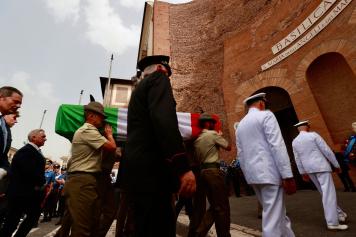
[28, 213, 261, 237]
[25, 189, 355, 237]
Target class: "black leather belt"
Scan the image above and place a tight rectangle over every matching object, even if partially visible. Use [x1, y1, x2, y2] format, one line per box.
[201, 163, 220, 170]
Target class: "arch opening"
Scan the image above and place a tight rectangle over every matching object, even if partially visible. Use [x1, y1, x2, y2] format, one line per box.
[306, 52, 356, 144]
[252, 86, 310, 188]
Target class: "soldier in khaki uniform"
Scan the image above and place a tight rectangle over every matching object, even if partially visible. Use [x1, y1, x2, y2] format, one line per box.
[65, 101, 116, 237]
[193, 114, 232, 237]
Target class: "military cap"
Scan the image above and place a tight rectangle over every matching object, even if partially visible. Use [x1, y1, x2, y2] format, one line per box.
[137, 55, 172, 76]
[294, 120, 310, 127]
[84, 101, 106, 118]
[53, 164, 60, 169]
[243, 92, 267, 105]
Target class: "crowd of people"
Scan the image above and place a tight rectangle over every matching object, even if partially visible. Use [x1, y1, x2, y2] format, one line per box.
[0, 54, 355, 237]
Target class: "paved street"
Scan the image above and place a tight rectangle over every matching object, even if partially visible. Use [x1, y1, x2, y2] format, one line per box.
[25, 189, 355, 237]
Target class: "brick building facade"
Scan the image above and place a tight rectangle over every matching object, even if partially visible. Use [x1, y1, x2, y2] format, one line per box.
[138, 0, 356, 166]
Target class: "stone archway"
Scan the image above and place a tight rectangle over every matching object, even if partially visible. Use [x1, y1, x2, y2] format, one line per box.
[248, 86, 309, 189]
[306, 52, 356, 144]
[252, 87, 299, 156]
[234, 68, 300, 116]
[295, 40, 356, 145]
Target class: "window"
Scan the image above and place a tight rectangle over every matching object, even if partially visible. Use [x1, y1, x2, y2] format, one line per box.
[111, 84, 132, 107]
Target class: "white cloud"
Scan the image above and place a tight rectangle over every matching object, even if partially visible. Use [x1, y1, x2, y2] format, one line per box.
[3, 71, 58, 103]
[36, 81, 59, 103]
[119, 0, 146, 10]
[43, 0, 190, 55]
[9, 71, 35, 96]
[44, 0, 81, 23]
[84, 0, 140, 54]
[119, 0, 192, 9]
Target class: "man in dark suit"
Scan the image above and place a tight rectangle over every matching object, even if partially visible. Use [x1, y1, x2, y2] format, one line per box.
[0, 86, 23, 181]
[0, 129, 47, 237]
[0, 112, 19, 223]
[122, 55, 196, 237]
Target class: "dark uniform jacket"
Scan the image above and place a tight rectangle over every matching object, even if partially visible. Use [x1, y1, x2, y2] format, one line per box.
[0, 122, 11, 172]
[6, 144, 46, 198]
[124, 71, 190, 193]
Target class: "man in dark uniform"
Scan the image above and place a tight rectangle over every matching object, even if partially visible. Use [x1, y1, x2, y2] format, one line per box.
[0, 129, 47, 237]
[122, 55, 196, 237]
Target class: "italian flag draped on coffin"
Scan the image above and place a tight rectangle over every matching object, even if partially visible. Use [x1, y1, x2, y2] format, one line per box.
[55, 104, 221, 141]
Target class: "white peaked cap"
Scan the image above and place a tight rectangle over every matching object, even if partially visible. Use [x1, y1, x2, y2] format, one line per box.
[243, 92, 266, 105]
[294, 120, 309, 127]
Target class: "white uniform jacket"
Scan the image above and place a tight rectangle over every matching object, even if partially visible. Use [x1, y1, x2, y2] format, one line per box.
[236, 108, 293, 185]
[292, 131, 340, 174]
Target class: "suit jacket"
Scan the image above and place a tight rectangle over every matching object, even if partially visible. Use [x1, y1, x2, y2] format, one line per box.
[7, 144, 46, 198]
[0, 122, 11, 172]
[292, 131, 339, 174]
[236, 108, 293, 185]
[123, 71, 190, 193]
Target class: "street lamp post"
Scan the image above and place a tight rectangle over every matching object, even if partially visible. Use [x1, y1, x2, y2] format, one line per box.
[104, 54, 114, 106]
[39, 109, 47, 129]
[78, 90, 84, 105]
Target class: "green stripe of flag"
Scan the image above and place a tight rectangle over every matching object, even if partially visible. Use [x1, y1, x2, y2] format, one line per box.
[55, 104, 119, 141]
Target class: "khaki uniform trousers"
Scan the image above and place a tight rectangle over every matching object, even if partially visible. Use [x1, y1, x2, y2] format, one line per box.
[65, 173, 100, 237]
[195, 168, 231, 237]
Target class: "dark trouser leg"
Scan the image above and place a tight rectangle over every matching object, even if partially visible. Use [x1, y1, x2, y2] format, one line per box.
[97, 175, 117, 237]
[344, 172, 356, 191]
[175, 196, 185, 219]
[188, 173, 206, 237]
[197, 169, 231, 237]
[0, 197, 24, 237]
[54, 204, 72, 237]
[232, 170, 241, 197]
[14, 197, 41, 237]
[57, 195, 66, 218]
[115, 191, 128, 237]
[338, 173, 350, 191]
[131, 192, 175, 237]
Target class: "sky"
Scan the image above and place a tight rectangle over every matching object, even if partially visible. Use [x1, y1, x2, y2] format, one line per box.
[0, 0, 192, 162]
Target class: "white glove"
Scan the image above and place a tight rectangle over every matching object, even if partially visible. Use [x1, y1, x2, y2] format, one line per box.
[0, 168, 7, 180]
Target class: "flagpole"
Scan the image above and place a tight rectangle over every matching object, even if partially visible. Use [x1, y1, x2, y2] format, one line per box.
[39, 109, 47, 129]
[104, 54, 114, 106]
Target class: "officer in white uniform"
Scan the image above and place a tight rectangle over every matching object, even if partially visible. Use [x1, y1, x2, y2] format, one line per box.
[236, 93, 296, 237]
[292, 121, 348, 231]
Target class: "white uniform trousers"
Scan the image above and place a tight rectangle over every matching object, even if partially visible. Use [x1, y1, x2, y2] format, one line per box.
[252, 184, 295, 237]
[308, 172, 345, 225]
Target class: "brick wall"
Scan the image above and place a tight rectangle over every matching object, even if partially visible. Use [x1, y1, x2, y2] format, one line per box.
[153, 0, 356, 160]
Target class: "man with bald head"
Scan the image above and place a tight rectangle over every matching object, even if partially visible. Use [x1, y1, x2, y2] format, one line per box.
[0, 129, 47, 237]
